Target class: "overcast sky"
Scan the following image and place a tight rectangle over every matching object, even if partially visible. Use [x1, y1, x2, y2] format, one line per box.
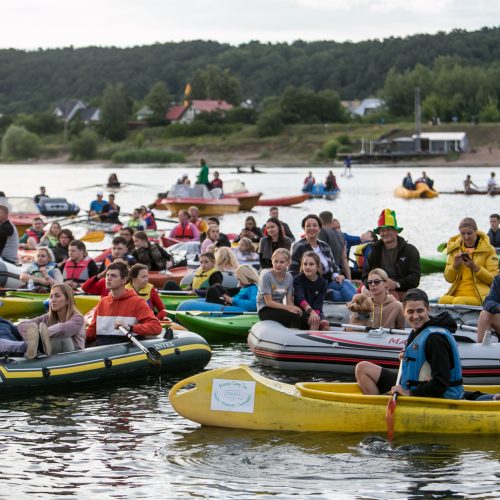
[2, 0, 500, 50]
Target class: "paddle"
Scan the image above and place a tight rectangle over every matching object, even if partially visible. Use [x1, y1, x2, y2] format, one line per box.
[386, 362, 403, 441]
[80, 231, 106, 243]
[117, 211, 178, 224]
[117, 326, 162, 371]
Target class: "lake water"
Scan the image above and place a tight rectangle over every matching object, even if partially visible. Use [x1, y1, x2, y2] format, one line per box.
[1, 162, 499, 498]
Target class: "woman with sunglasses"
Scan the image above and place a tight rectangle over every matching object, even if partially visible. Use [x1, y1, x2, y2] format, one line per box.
[348, 268, 404, 329]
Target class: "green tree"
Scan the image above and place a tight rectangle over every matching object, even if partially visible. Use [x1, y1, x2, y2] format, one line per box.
[190, 65, 241, 105]
[70, 129, 98, 160]
[1, 125, 39, 159]
[479, 97, 500, 122]
[99, 83, 131, 141]
[144, 81, 171, 123]
[256, 111, 284, 137]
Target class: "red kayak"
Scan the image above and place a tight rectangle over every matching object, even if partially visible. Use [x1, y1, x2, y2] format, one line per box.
[148, 267, 189, 288]
[256, 194, 310, 206]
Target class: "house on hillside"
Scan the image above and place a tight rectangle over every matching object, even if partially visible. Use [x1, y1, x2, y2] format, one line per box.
[136, 106, 153, 121]
[165, 100, 233, 124]
[352, 98, 384, 116]
[53, 100, 101, 123]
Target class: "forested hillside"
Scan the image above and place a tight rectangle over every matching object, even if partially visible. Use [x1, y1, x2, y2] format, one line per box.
[1, 27, 500, 113]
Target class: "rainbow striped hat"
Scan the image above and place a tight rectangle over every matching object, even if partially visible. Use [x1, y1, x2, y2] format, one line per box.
[374, 208, 403, 234]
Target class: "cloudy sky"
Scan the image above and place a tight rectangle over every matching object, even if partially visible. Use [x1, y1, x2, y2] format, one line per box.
[2, 0, 500, 49]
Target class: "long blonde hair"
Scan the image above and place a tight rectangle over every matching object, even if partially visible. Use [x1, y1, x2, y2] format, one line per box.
[236, 265, 259, 285]
[47, 283, 82, 326]
[215, 246, 238, 272]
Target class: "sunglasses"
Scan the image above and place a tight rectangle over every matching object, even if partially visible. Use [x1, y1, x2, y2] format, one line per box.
[366, 279, 385, 286]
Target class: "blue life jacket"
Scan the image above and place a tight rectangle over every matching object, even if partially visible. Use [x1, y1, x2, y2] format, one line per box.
[401, 326, 463, 400]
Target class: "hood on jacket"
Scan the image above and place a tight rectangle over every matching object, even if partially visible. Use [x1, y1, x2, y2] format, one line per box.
[110, 288, 137, 302]
[418, 311, 457, 334]
[446, 230, 492, 254]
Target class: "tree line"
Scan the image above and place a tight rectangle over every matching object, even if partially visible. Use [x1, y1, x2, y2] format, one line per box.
[1, 27, 500, 114]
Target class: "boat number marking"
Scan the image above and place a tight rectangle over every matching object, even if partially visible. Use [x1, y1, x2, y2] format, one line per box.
[387, 337, 406, 345]
[211, 379, 256, 413]
[153, 341, 175, 349]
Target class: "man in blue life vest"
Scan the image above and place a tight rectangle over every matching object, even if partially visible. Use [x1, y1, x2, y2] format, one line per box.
[355, 288, 464, 400]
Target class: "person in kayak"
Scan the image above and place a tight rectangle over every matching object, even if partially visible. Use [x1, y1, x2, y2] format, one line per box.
[62, 240, 99, 290]
[86, 261, 162, 346]
[347, 268, 404, 329]
[476, 274, 500, 343]
[8, 283, 85, 357]
[355, 288, 464, 400]
[20, 246, 63, 292]
[188, 206, 208, 233]
[199, 217, 231, 248]
[119, 227, 136, 253]
[259, 217, 293, 270]
[293, 251, 329, 331]
[438, 217, 498, 306]
[19, 216, 45, 249]
[132, 231, 173, 271]
[126, 263, 167, 320]
[169, 209, 200, 241]
[235, 215, 263, 243]
[257, 248, 302, 327]
[52, 228, 74, 269]
[363, 208, 420, 300]
[39, 221, 61, 248]
[89, 192, 108, 218]
[261, 206, 295, 242]
[234, 237, 259, 265]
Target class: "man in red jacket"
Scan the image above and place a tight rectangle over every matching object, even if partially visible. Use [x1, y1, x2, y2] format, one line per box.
[86, 261, 162, 345]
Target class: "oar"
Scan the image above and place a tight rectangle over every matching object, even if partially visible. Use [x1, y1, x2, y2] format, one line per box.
[80, 231, 106, 243]
[117, 211, 179, 224]
[386, 361, 403, 441]
[117, 326, 162, 371]
[327, 321, 409, 335]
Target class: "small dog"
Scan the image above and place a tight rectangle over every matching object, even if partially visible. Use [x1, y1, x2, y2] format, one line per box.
[346, 293, 373, 327]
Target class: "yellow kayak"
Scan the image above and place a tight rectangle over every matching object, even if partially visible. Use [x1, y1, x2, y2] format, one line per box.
[169, 365, 500, 434]
[394, 182, 439, 199]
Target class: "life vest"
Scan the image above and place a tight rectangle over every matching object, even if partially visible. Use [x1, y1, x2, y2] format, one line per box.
[401, 326, 463, 400]
[192, 267, 219, 289]
[354, 242, 370, 269]
[144, 212, 157, 230]
[171, 223, 196, 240]
[63, 257, 94, 283]
[26, 261, 58, 279]
[25, 228, 44, 242]
[128, 219, 143, 229]
[125, 282, 154, 310]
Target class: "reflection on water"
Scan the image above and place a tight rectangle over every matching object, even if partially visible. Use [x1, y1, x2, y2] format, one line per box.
[1, 163, 499, 496]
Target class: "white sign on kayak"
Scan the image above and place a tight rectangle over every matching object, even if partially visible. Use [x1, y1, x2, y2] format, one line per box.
[211, 379, 256, 413]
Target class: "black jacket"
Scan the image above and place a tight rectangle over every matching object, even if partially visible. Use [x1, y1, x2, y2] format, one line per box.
[363, 236, 420, 291]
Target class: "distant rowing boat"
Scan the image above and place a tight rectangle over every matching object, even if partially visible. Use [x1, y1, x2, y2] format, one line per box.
[440, 188, 500, 196]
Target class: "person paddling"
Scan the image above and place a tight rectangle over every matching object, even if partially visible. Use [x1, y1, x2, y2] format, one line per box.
[355, 288, 464, 400]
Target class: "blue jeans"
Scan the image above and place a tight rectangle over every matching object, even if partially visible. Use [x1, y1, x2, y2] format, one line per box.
[327, 279, 357, 302]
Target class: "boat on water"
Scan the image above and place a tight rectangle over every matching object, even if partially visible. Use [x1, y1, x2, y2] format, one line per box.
[37, 198, 80, 217]
[394, 183, 439, 199]
[221, 180, 262, 211]
[175, 311, 257, 341]
[248, 320, 499, 384]
[169, 364, 500, 433]
[307, 185, 341, 200]
[0, 330, 211, 393]
[441, 188, 500, 196]
[420, 253, 447, 274]
[153, 184, 240, 216]
[0, 197, 43, 236]
[256, 194, 310, 207]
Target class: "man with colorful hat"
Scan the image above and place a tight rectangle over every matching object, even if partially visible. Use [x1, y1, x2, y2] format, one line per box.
[362, 208, 420, 299]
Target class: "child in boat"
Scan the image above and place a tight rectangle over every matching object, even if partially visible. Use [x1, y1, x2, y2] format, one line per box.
[347, 268, 405, 329]
[206, 264, 259, 311]
[19, 246, 64, 293]
[6, 283, 85, 357]
[293, 251, 329, 331]
[234, 237, 259, 265]
[126, 263, 167, 319]
[257, 248, 302, 327]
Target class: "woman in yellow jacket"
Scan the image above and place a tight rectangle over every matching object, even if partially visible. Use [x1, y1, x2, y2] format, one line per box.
[439, 217, 498, 305]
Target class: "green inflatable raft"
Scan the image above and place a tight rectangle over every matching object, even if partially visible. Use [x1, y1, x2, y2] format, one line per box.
[175, 311, 259, 341]
[0, 330, 211, 393]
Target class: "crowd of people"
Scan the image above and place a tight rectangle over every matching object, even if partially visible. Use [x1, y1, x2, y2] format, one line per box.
[1, 163, 500, 405]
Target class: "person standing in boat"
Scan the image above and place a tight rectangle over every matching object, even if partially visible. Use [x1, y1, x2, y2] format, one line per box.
[0, 204, 19, 264]
[86, 262, 162, 346]
[355, 288, 464, 400]
[342, 155, 352, 177]
[197, 158, 210, 187]
[488, 213, 500, 248]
